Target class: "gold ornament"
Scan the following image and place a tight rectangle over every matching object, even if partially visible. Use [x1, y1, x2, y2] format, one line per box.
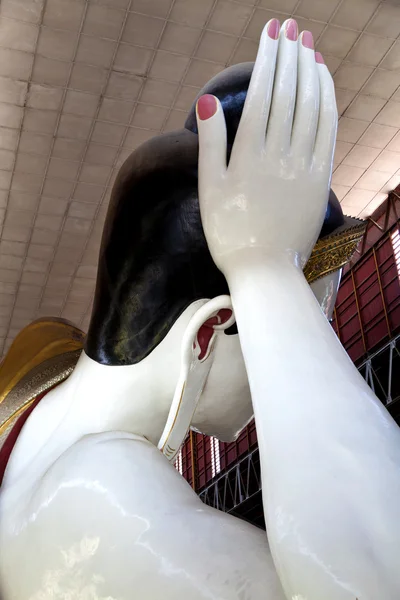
[304, 220, 366, 284]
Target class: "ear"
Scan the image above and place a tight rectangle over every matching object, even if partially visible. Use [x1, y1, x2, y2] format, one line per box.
[158, 296, 234, 461]
[196, 307, 234, 360]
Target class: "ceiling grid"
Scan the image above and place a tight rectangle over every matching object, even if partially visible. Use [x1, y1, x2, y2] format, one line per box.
[0, 0, 398, 353]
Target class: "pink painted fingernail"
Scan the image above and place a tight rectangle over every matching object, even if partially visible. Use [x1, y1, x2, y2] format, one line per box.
[315, 51, 325, 64]
[197, 94, 217, 120]
[267, 18, 280, 40]
[302, 31, 314, 50]
[285, 19, 298, 41]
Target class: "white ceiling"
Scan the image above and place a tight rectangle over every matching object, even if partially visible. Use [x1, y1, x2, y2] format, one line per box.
[0, 0, 399, 353]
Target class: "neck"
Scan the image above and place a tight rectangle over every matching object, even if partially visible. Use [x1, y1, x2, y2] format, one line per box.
[4, 304, 204, 488]
[60, 351, 173, 442]
[4, 351, 176, 487]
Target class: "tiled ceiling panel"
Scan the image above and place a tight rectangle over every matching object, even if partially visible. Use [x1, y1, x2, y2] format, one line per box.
[0, 0, 399, 352]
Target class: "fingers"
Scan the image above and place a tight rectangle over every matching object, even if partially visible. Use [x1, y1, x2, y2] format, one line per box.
[196, 94, 227, 190]
[197, 22, 336, 185]
[313, 53, 338, 174]
[291, 31, 320, 164]
[231, 18, 279, 160]
[265, 19, 299, 157]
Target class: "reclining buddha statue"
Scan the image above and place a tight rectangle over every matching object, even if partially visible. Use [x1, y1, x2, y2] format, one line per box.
[1, 18, 399, 600]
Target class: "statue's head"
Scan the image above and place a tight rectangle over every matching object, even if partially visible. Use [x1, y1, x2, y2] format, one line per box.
[85, 63, 363, 443]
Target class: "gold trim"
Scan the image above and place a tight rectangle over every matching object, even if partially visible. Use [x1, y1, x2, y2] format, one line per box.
[0, 350, 82, 434]
[0, 350, 81, 452]
[165, 444, 176, 457]
[0, 318, 84, 406]
[0, 319, 84, 452]
[304, 221, 367, 284]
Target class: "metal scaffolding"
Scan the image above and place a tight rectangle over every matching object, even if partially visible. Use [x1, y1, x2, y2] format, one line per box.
[358, 333, 400, 407]
[199, 333, 400, 515]
[199, 447, 261, 516]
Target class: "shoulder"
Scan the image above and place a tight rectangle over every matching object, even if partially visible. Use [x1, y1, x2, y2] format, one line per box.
[2, 432, 195, 529]
[34, 432, 197, 511]
[1, 432, 197, 552]
[0, 432, 285, 600]
[46, 431, 190, 485]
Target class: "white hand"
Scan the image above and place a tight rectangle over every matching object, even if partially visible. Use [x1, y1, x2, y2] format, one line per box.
[196, 19, 337, 278]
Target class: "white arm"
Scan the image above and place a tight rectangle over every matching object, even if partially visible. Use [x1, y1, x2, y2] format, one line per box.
[228, 258, 400, 600]
[196, 17, 400, 600]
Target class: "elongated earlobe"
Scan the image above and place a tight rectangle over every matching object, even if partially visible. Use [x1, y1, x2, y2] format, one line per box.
[158, 296, 234, 461]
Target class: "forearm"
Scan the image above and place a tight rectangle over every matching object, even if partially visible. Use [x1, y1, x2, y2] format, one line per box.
[228, 258, 370, 426]
[228, 257, 399, 465]
[227, 257, 400, 598]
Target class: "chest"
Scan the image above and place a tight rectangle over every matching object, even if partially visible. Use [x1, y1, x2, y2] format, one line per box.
[0, 434, 283, 600]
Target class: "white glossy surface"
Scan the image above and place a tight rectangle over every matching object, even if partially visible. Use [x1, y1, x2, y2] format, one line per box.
[0, 270, 342, 599]
[228, 263, 400, 600]
[0, 1, 395, 358]
[197, 19, 400, 600]
[197, 22, 337, 278]
[0, 18, 387, 600]
[0, 300, 246, 489]
[1, 432, 286, 600]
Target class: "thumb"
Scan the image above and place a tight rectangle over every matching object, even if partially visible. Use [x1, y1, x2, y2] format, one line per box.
[196, 94, 227, 190]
